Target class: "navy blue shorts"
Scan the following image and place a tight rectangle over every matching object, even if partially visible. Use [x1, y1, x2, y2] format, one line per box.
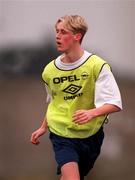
[49, 127, 104, 178]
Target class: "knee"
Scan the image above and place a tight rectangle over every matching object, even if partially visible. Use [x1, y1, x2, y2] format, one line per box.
[61, 170, 80, 180]
[61, 176, 80, 180]
[61, 162, 80, 180]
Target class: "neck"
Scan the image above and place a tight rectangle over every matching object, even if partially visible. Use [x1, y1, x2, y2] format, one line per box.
[61, 46, 84, 63]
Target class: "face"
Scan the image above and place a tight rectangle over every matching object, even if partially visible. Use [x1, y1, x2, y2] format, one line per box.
[55, 22, 78, 53]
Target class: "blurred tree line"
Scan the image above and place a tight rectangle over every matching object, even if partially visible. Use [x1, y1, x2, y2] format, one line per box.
[0, 42, 59, 77]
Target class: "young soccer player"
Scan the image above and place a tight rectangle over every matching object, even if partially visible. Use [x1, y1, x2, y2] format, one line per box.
[31, 15, 122, 180]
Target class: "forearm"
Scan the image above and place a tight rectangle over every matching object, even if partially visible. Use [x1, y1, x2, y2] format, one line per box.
[40, 116, 48, 131]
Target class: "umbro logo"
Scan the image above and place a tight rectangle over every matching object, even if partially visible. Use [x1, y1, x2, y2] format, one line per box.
[63, 84, 82, 94]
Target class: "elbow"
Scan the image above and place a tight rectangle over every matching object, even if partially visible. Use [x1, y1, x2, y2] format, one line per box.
[113, 105, 122, 112]
[104, 103, 122, 114]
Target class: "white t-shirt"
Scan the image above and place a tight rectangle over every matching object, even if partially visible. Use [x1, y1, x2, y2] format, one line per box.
[45, 50, 122, 110]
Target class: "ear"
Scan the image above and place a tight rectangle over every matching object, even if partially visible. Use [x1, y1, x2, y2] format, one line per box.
[74, 33, 82, 41]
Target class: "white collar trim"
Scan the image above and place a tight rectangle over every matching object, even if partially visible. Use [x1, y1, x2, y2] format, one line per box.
[55, 50, 92, 70]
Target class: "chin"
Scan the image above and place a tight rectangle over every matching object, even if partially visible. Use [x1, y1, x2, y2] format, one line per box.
[57, 47, 65, 53]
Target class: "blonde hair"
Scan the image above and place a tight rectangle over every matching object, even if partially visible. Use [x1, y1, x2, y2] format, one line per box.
[55, 15, 88, 43]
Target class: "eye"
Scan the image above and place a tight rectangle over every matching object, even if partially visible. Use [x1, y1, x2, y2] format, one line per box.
[61, 29, 68, 34]
[56, 29, 59, 33]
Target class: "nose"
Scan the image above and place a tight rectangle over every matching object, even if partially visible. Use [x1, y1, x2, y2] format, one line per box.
[56, 34, 59, 39]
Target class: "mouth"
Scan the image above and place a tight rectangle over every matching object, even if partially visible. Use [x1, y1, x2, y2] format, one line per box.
[56, 41, 62, 46]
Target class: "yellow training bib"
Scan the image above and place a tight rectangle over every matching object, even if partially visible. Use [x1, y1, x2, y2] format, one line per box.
[42, 55, 110, 138]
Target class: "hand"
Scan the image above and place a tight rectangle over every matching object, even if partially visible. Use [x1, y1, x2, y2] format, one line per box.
[72, 109, 96, 125]
[30, 127, 46, 145]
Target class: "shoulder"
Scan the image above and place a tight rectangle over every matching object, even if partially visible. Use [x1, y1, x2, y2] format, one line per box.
[42, 58, 57, 74]
[88, 54, 111, 79]
[42, 59, 55, 81]
[44, 59, 55, 70]
[89, 54, 106, 65]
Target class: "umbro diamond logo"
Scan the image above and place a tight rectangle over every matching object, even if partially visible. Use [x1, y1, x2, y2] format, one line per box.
[63, 84, 82, 94]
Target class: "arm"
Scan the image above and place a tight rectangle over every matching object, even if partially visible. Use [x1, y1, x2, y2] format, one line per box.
[73, 104, 120, 124]
[31, 84, 51, 145]
[73, 65, 122, 125]
[30, 117, 48, 145]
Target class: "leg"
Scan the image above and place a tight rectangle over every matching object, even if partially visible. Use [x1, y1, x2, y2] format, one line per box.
[60, 162, 80, 180]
